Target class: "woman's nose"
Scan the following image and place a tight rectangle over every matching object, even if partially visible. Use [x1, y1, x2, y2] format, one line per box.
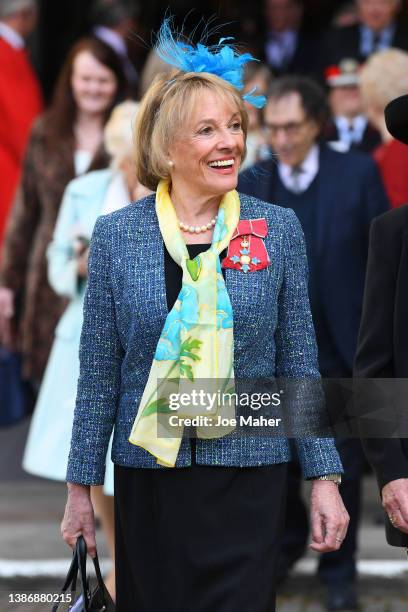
[86, 81, 101, 93]
[216, 129, 236, 149]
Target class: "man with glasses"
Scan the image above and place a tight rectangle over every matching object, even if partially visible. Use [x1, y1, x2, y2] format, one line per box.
[239, 75, 389, 611]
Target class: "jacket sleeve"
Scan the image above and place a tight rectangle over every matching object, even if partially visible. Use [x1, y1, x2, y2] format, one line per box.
[354, 215, 408, 491]
[275, 209, 343, 478]
[47, 181, 80, 299]
[66, 215, 124, 485]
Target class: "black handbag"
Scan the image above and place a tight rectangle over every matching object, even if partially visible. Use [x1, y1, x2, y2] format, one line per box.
[52, 536, 115, 611]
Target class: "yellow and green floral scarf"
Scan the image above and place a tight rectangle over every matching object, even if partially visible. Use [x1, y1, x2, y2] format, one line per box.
[129, 179, 240, 467]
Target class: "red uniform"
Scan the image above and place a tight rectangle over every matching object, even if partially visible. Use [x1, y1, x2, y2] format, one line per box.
[0, 37, 43, 246]
[374, 138, 408, 209]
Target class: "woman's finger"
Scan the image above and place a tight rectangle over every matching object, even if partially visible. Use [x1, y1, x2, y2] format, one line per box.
[340, 511, 350, 540]
[61, 517, 96, 556]
[309, 511, 326, 551]
[323, 519, 340, 550]
[311, 514, 345, 552]
[82, 528, 97, 558]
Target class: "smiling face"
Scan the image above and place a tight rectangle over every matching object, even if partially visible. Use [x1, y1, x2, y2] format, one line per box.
[167, 89, 245, 200]
[71, 50, 118, 116]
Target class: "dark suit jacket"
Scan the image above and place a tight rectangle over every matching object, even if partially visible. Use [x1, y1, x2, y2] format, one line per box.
[264, 30, 319, 77]
[321, 22, 408, 68]
[354, 206, 408, 546]
[323, 119, 382, 155]
[238, 145, 389, 374]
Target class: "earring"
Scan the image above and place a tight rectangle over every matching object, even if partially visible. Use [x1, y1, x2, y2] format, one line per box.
[168, 160, 174, 167]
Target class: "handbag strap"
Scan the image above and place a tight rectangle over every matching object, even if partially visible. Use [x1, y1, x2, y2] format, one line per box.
[91, 544, 111, 608]
[51, 547, 79, 612]
[92, 551, 107, 592]
[76, 536, 91, 611]
[77, 537, 111, 609]
[52, 537, 108, 612]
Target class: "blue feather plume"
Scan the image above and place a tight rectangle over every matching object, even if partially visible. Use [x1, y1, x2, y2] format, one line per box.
[155, 18, 266, 109]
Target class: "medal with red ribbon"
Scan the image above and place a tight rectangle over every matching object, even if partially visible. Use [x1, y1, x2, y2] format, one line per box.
[222, 218, 271, 273]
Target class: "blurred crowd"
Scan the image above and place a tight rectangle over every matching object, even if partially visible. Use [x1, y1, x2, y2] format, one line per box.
[1, 0, 408, 610]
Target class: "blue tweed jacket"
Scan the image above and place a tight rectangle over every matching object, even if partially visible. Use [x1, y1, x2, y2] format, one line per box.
[66, 193, 343, 484]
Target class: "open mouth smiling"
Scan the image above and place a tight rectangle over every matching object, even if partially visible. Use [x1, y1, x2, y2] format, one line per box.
[207, 158, 235, 169]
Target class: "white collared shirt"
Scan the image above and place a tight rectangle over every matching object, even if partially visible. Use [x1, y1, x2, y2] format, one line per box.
[74, 150, 92, 176]
[0, 21, 24, 49]
[278, 144, 319, 194]
[359, 23, 395, 57]
[334, 115, 367, 148]
[265, 29, 297, 69]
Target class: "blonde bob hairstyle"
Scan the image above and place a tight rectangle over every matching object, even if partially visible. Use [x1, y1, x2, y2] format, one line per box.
[134, 71, 249, 191]
[104, 100, 140, 170]
[360, 48, 408, 114]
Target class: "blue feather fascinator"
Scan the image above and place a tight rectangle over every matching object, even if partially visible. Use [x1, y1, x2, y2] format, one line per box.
[155, 18, 266, 109]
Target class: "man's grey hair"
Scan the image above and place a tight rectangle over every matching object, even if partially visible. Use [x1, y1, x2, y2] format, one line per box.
[0, 0, 36, 18]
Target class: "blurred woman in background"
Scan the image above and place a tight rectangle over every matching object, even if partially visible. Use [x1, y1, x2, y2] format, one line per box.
[0, 36, 127, 390]
[360, 48, 408, 209]
[22, 101, 149, 599]
[240, 62, 273, 171]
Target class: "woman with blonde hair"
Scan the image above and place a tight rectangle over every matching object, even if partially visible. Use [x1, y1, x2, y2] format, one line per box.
[61, 21, 348, 611]
[360, 48, 408, 208]
[240, 62, 273, 171]
[23, 101, 149, 599]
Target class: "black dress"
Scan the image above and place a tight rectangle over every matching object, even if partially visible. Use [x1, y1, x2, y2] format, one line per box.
[114, 243, 288, 612]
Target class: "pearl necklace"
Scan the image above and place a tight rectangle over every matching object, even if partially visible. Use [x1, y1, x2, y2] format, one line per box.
[178, 215, 217, 234]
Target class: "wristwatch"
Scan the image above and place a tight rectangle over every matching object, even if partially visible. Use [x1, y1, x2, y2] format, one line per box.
[313, 473, 342, 485]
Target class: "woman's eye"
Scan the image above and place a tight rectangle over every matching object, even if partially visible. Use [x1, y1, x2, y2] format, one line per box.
[231, 122, 242, 131]
[200, 127, 213, 135]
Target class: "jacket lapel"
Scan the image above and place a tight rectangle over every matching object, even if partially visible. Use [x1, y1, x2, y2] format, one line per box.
[139, 197, 169, 339]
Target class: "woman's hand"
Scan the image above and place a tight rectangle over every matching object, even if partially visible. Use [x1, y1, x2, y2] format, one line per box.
[0, 287, 15, 347]
[61, 483, 96, 557]
[309, 480, 349, 553]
